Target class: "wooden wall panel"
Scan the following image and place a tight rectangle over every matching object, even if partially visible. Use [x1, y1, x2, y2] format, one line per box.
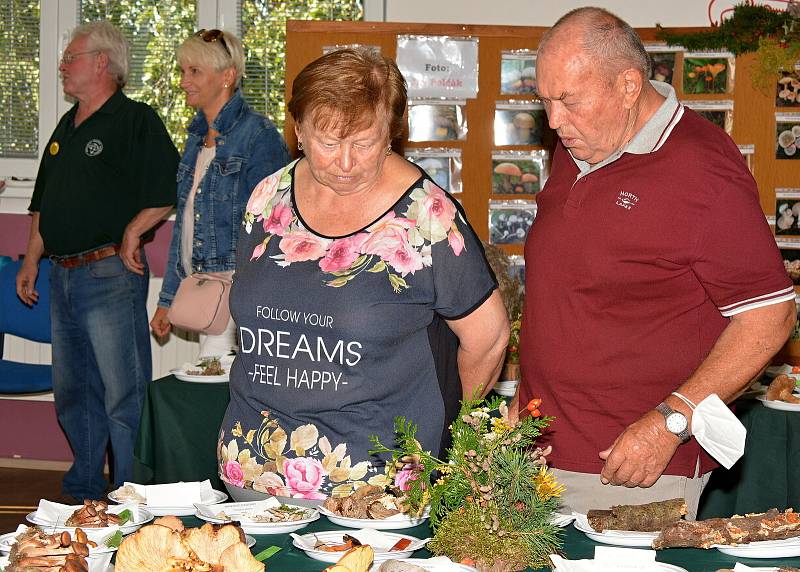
[284, 21, 800, 256]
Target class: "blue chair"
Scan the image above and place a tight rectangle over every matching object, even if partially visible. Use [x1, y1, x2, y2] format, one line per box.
[0, 258, 53, 393]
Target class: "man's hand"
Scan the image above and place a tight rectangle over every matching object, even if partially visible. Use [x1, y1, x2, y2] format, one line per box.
[598, 410, 680, 488]
[150, 306, 172, 338]
[120, 228, 145, 275]
[16, 259, 40, 306]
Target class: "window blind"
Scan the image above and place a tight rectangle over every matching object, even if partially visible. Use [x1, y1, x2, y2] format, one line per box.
[0, 0, 40, 159]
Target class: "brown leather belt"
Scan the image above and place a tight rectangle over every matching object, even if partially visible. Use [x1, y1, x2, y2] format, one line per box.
[51, 245, 121, 269]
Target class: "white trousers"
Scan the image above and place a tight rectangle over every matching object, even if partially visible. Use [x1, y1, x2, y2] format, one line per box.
[198, 316, 237, 358]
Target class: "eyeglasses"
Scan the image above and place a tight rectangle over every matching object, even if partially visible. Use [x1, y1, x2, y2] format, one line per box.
[60, 50, 100, 65]
[195, 29, 231, 57]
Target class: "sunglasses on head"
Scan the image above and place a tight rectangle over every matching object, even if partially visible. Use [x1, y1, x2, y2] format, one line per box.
[195, 29, 231, 57]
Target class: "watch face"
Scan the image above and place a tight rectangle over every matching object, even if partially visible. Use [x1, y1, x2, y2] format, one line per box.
[666, 412, 688, 434]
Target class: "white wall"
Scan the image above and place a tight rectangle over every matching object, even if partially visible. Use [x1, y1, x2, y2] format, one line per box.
[371, 0, 787, 28]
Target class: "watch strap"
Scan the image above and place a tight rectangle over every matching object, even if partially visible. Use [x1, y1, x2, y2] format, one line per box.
[655, 402, 690, 442]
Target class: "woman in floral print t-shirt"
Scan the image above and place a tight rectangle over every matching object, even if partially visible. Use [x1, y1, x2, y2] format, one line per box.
[218, 48, 509, 501]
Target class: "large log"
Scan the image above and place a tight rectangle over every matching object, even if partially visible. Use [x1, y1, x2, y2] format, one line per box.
[653, 508, 800, 549]
[587, 498, 686, 532]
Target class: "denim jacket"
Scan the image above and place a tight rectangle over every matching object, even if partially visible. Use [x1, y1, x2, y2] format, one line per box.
[158, 90, 290, 307]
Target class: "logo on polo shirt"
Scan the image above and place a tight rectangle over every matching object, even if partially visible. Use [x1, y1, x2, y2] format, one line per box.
[615, 190, 639, 210]
[85, 139, 103, 157]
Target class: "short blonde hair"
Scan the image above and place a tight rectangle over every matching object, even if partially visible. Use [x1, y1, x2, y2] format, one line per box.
[73, 20, 129, 87]
[177, 30, 244, 87]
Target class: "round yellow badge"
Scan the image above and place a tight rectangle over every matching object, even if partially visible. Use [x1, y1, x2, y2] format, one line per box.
[49, 142, 60, 155]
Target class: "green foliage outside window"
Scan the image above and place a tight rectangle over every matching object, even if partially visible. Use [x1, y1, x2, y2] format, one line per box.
[80, 1, 196, 148]
[240, 0, 363, 130]
[0, 0, 40, 158]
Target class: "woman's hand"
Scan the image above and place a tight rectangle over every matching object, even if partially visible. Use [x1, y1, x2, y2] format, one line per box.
[151, 306, 172, 338]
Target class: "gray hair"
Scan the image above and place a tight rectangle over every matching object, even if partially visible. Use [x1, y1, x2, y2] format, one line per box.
[72, 20, 130, 88]
[177, 30, 245, 88]
[539, 7, 651, 82]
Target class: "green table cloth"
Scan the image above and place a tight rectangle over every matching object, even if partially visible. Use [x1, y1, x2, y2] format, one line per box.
[171, 515, 800, 571]
[134, 375, 230, 490]
[698, 399, 800, 519]
[133, 377, 800, 568]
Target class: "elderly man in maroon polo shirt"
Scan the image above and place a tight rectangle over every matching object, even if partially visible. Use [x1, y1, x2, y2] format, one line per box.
[517, 7, 796, 518]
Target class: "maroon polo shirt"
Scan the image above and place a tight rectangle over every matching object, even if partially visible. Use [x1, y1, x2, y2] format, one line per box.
[519, 90, 793, 477]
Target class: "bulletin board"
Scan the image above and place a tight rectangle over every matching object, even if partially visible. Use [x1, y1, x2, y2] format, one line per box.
[284, 20, 800, 260]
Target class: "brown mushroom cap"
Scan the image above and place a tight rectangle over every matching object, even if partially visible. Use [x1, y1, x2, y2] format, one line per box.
[494, 162, 523, 177]
[512, 112, 536, 129]
[521, 173, 539, 182]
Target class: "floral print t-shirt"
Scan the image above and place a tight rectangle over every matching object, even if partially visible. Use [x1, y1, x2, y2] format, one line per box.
[218, 159, 496, 499]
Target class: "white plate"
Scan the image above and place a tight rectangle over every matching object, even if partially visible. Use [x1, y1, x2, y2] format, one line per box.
[369, 558, 477, 571]
[765, 365, 799, 378]
[713, 537, 800, 558]
[549, 512, 576, 527]
[573, 513, 658, 547]
[26, 508, 154, 536]
[493, 386, 517, 397]
[291, 530, 426, 563]
[756, 395, 800, 412]
[319, 506, 429, 530]
[245, 534, 256, 548]
[0, 529, 119, 555]
[171, 369, 229, 383]
[108, 488, 228, 517]
[195, 506, 319, 535]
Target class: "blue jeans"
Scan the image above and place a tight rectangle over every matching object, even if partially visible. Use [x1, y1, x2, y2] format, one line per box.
[50, 251, 151, 499]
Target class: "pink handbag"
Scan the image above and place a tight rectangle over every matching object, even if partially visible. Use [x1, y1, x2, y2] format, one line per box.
[167, 272, 232, 335]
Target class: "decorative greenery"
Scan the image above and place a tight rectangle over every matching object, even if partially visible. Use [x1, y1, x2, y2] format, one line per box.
[482, 242, 524, 368]
[657, 2, 800, 93]
[371, 396, 562, 571]
[656, 3, 793, 55]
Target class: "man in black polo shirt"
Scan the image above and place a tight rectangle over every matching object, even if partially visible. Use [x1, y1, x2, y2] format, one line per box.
[16, 21, 178, 501]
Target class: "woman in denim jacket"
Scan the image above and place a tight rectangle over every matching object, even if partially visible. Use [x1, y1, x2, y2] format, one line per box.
[151, 29, 289, 357]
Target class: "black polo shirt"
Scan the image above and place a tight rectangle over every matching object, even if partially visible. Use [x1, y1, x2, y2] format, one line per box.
[30, 90, 178, 256]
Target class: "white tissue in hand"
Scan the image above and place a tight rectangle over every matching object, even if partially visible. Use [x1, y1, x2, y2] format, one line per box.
[691, 393, 746, 469]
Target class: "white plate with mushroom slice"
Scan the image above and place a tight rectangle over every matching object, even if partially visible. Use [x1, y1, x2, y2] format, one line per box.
[0, 527, 119, 556]
[573, 513, 659, 547]
[756, 395, 800, 412]
[26, 507, 154, 536]
[291, 529, 429, 563]
[194, 501, 319, 535]
[318, 506, 430, 530]
[712, 536, 800, 558]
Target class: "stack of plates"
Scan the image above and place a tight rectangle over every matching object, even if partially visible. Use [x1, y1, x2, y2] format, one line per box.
[108, 488, 227, 517]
